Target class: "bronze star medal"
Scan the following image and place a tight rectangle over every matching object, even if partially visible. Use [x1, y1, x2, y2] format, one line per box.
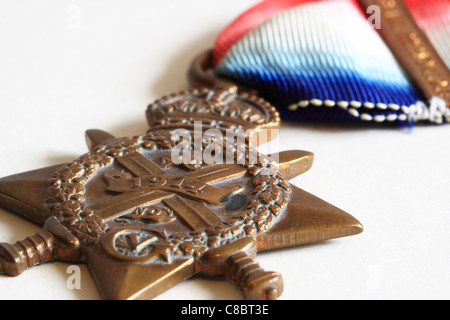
[0, 85, 362, 300]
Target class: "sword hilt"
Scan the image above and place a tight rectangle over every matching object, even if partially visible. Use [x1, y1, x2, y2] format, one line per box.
[199, 237, 283, 300]
[0, 217, 81, 276]
[0, 231, 55, 276]
[227, 250, 282, 300]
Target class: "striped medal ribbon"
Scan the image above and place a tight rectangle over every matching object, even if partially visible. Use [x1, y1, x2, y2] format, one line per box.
[210, 0, 450, 126]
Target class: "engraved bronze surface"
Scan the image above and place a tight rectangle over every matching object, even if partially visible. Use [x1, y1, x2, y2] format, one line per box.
[358, 0, 450, 106]
[0, 85, 362, 300]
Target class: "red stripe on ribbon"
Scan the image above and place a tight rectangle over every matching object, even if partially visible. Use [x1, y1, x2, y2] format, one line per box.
[212, 0, 363, 66]
[403, 0, 450, 31]
[212, 0, 317, 66]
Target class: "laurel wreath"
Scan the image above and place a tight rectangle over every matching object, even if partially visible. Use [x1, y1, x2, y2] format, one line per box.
[45, 130, 290, 261]
[45, 85, 287, 261]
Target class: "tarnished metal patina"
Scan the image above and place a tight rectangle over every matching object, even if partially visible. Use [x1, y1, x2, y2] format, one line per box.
[0, 77, 362, 300]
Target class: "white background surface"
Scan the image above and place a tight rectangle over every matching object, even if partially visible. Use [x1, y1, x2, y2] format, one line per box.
[0, 0, 449, 300]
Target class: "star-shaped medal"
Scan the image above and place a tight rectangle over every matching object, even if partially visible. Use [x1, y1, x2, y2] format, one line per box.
[0, 86, 362, 300]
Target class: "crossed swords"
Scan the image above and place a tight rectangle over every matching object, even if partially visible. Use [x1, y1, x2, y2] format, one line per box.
[93, 151, 246, 232]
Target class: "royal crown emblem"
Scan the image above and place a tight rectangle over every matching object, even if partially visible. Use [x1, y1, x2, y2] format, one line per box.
[0, 85, 362, 300]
